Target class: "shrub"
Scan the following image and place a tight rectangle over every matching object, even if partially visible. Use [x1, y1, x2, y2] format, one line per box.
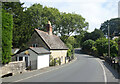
[91, 46, 98, 56]
[2, 9, 13, 64]
[49, 55, 55, 66]
[95, 38, 108, 56]
[66, 43, 73, 50]
[110, 40, 118, 57]
[82, 39, 95, 53]
[67, 49, 72, 57]
[95, 38, 118, 57]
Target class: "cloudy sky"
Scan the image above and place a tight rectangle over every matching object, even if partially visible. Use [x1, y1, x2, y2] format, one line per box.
[20, 0, 119, 32]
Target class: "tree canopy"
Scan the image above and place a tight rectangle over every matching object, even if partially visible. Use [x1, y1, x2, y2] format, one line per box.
[95, 38, 118, 57]
[2, 2, 89, 49]
[2, 2, 25, 48]
[81, 29, 104, 45]
[100, 18, 120, 37]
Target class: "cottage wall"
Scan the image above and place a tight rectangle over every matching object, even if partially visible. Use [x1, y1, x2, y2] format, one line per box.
[27, 32, 49, 50]
[50, 50, 67, 64]
[27, 49, 38, 70]
[16, 49, 38, 70]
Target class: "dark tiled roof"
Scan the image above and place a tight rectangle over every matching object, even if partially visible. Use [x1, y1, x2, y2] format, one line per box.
[29, 47, 51, 54]
[35, 29, 68, 50]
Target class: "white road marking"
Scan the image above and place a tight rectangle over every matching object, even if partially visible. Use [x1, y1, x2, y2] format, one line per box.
[8, 57, 77, 83]
[96, 58, 107, 83]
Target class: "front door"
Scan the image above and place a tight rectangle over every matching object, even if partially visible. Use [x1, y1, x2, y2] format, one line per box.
[25, 57, 28, 67]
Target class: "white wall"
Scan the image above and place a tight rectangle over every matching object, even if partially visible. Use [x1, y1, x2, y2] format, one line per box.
[37, 54, 49, 69]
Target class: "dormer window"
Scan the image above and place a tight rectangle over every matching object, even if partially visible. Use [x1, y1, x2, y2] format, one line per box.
[32, 44, 38, 47]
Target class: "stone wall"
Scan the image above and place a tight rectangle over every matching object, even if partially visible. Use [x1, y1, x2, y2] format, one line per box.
[1, 61, 26, 76]
[50, 50, 67, 64]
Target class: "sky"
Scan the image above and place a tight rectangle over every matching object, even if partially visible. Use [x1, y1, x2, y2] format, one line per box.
[20, 0, 120, 32]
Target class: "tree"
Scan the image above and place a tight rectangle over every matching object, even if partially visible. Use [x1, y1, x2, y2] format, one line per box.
[81, 29, 104, 46]
[100, 18, 120, 37]
[42, 6, 61, 35]
[95, 38, 108, 56]
[2, 9, 13, 64]
[95, 38, 118, 57]
[25, 3, 43, 30]
[20, 3, 44, 49]
[110, 40, 118, 57]
[2, 2, 25, 48]
[74, 35, 82, 48]
[3, 2, 89, 51]
[66, 36, 76, 47]
[65, 36, 76, 57]
[82, 39, 95, 53]
[91, 29, 104, 41]
[60, 13, 88, 36]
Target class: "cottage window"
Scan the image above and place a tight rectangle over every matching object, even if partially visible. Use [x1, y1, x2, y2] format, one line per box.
[19, 57, 23, 61]
[32, 44, 38, 47]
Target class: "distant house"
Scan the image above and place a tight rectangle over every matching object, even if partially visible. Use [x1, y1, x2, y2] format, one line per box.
[27, 21, 68, 65]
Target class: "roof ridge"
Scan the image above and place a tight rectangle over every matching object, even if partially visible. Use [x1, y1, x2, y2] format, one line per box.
[35, 28, 58, 37]
[35, 28, 48, 35]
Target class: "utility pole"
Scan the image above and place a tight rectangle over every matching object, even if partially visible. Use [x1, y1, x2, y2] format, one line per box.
[108, 22, 110, 58]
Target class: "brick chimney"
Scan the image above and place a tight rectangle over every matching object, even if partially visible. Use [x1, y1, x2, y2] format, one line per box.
[47, 21, 52, 35]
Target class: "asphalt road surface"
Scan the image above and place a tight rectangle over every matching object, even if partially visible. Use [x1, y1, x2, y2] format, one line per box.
[2, 48, 119, 83]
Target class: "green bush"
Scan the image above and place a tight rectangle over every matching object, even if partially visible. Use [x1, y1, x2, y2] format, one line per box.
[91, 46, 98, 56]
[66, 43, 73, 50]
[66, 36, 76, 46]
[82, 39, 95, 53]
[66, 43, 73, 57]
[95, 38, 108, 56]
[56, 58, 60, 65]
[95, 38, 118, 57]
[49, 55, 55, 66]
[2, 9, 13, 64]
[110, 40, 118, 57]
[67, 49, 72, 57]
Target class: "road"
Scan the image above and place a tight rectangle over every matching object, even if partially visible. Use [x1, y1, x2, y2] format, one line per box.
[2, 48, 119, 83]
